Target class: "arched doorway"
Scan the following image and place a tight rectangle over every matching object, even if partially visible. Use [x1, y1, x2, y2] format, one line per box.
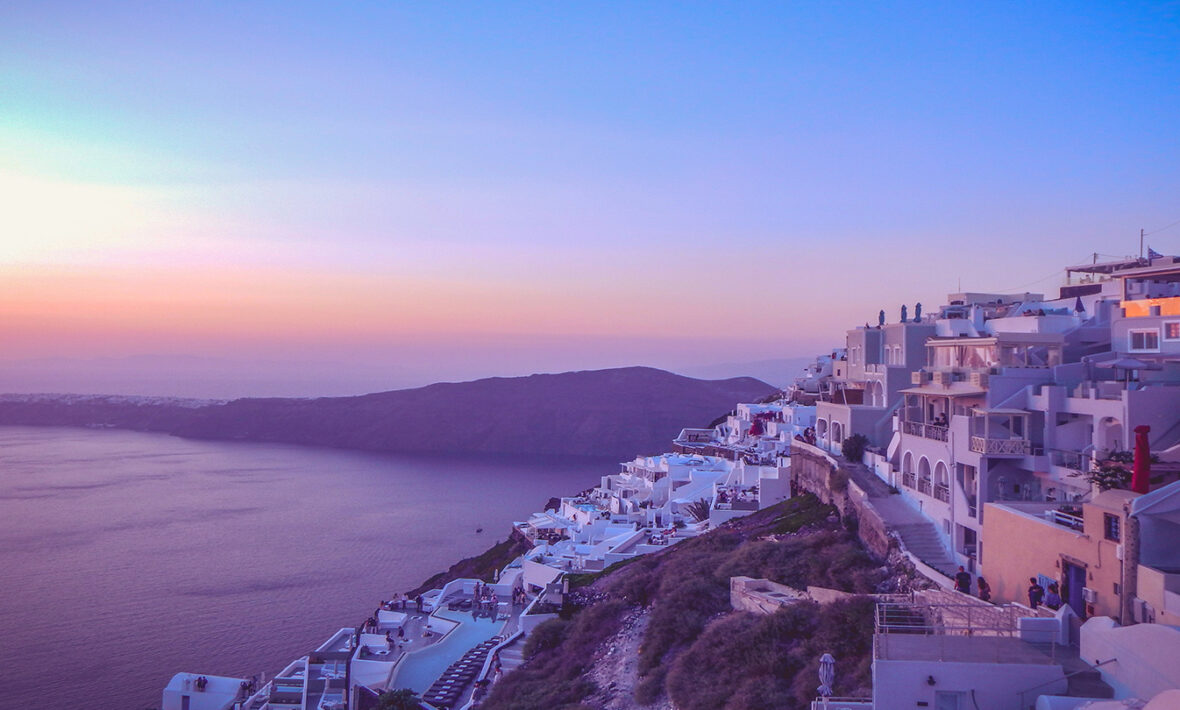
[1098, 417, 1123, 453]
[934, 461, 950, 502]
[918, 457, 933, 495]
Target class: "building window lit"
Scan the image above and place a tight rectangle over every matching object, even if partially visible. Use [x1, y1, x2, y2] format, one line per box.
[1164, 321, 1180, 340]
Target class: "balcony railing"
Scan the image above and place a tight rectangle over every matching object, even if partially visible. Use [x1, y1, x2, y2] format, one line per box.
[902, 420, 949, 441]
[1050, 448, 1088, 472]
[1046, 508, 1084, 531]
[811, 699, 872, 710]
[934, 483, 950, 503]
[970, 436, 1030, 456]
[917, 478, 932, 496]
[902, 471, 917, 489]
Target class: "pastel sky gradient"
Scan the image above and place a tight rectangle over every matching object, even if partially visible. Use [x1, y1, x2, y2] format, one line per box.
[2, 2, 1179, 395]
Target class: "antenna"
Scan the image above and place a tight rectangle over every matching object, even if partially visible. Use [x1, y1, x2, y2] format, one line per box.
[1141, 228, 1145, 260]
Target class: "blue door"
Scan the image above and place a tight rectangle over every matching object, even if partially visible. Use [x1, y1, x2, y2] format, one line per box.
[1063, 562, 1086, 616]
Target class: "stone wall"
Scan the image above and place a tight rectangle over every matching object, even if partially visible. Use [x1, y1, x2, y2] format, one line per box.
[790, 441, 893, 559]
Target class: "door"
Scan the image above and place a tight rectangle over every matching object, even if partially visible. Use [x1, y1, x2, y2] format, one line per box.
[1063, 562, 1086, 616]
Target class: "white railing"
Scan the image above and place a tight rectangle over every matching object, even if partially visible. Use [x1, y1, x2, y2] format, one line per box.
[1046, 509, 1084, 531]
[934, 483, 950, 503]
[1050, 449, 1087, 472]
[970, 436, 1030, 455]
[902, 420, 948, 441]
[811, 698, 873, 710]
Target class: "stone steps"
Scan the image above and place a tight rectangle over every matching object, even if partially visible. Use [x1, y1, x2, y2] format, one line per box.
[893, 522, 957, 578]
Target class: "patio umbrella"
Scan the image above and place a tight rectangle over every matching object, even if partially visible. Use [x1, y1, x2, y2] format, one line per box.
[1132, 425, 1152, 494]
[1109, 357, 1158, 370]
[817, 653, 835, 697]
[1109, 358, 1161, 387]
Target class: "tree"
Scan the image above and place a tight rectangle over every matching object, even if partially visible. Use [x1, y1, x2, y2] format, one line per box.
[842, 434, 869, 463]
[684, 498, 712, 523]
[377, 688, 422, 710]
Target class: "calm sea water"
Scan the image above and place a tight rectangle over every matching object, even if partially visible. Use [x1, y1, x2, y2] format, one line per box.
[0, 426, 609, 710]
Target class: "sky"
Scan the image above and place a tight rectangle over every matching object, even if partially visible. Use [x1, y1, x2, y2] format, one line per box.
[1, 2, 1179, 397]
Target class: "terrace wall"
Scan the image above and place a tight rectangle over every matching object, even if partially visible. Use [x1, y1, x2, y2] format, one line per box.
[790, 442, 893, 559]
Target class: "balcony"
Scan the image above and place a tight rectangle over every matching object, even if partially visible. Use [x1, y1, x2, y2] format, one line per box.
[917, 478, 933, 496]
[934, 483, 950, 503]
[1049, 448, 1089, 473]
[902, 471, 917, 489]
[969, 436, 1031, 456]
[902, 420, 948, 441]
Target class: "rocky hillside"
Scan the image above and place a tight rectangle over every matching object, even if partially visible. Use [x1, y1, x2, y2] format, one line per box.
[479, 495, 909, 710]
[0, 367, 774, 459]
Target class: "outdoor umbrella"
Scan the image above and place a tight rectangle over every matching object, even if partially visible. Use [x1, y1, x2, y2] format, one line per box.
[1108, 358, 1161, 387]
[817, 653, 835, 698]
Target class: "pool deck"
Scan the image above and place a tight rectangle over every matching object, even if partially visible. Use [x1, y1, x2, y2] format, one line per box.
[386, 593, 529, 698]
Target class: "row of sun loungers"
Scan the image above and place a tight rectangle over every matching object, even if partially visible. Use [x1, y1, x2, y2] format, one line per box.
[422, 636, 502, 709]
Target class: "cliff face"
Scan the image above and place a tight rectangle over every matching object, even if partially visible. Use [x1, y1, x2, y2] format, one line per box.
[0, 367, 775, 459]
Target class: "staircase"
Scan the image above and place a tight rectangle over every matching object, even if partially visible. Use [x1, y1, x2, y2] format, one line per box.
[893, 521, 958, 578]
[1065, 668, 1115, 699]
[496, 639, 526, 673]
[1060, 654, 1115, 699]
[422, 636, 502, 709]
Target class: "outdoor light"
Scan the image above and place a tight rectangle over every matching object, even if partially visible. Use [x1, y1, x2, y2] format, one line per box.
[927, 675, 936, 686]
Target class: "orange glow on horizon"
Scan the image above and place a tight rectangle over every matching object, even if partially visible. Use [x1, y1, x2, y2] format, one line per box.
[0, 263, 834, 358]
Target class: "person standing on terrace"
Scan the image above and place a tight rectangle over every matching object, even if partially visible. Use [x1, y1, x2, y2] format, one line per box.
[1028, 578, 1045, 609]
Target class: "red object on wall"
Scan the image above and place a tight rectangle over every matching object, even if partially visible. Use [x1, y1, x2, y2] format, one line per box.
[1131, 424, 1151, 494]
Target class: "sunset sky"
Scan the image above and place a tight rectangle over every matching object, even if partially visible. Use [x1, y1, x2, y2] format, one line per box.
[2, 2, 1179, 396]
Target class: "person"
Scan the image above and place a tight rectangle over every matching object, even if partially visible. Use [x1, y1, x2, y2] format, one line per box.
[1046, 582, 1063, 610]
[1028, 577, 1045, 609]
[415, 594, 424, 613]
[977, 576, 991, 602]
[954, 566, 972, 594]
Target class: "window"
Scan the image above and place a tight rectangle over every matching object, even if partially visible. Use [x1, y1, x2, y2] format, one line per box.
[1129, 329, 1160, 352]
[1104, 513, 1121, 541]
[935, 692, 966, 710]
[1165, 322, 1180, 340]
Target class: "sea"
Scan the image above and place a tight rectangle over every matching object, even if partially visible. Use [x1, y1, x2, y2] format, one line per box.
[0, 426, 610, 710]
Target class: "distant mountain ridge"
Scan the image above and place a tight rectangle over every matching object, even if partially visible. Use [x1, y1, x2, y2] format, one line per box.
[0, 366, 775, 459]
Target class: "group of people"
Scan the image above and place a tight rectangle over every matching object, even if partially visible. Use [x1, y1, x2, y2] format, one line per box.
[1027, 577, 1064, 610]
[472, 581, 499, 617]
[952, 567, 1068, 610]
[953, 566, 992, 601]
[192, 676, 210, 692]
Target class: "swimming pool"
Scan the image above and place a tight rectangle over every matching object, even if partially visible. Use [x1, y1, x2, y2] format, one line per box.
[388, 609, 504, 693]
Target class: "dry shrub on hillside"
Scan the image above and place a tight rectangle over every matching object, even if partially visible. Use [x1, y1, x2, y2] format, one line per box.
[479, 600, 628, 710]
[665, 597, 877, 710]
